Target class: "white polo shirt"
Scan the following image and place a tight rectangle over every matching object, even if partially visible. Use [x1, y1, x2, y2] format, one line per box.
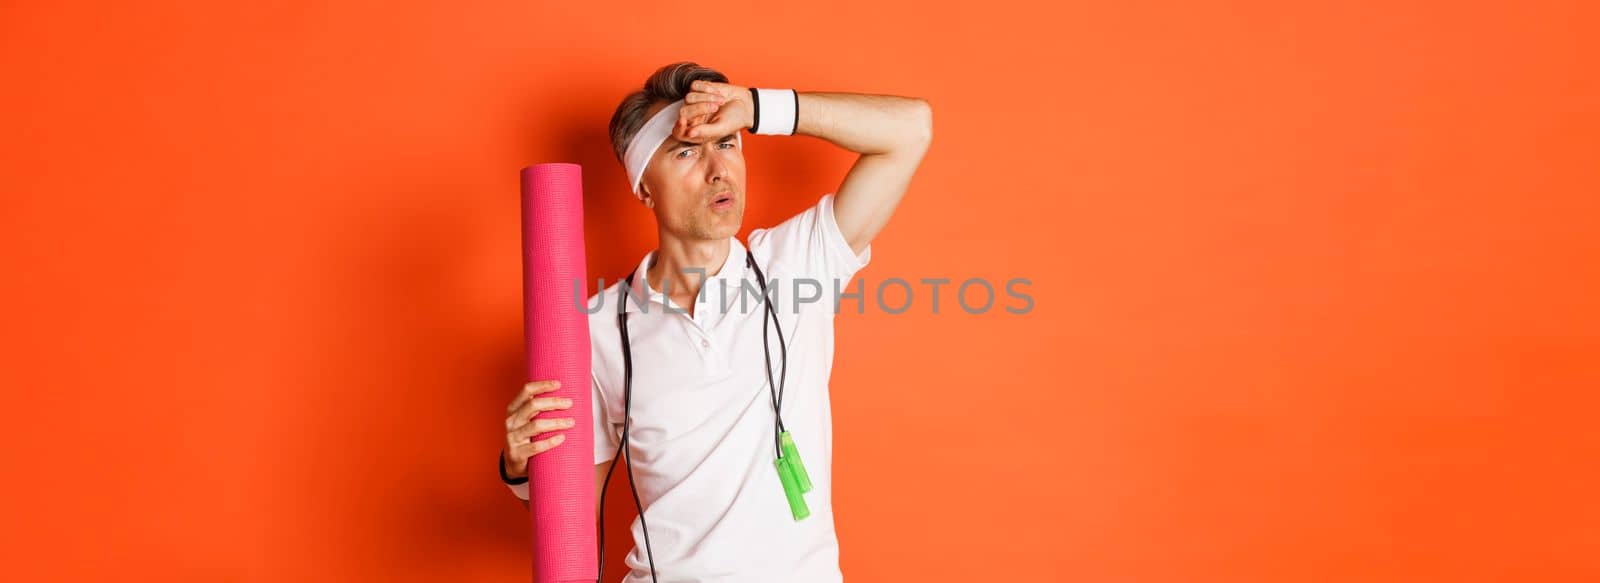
[588, 193, 871, 583]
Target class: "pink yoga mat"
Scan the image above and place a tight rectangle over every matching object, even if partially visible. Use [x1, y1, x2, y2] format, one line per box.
[520, 162, 596, 582]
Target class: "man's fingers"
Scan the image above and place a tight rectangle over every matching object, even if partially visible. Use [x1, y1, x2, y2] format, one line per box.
[509, 416, 578, 442]
[506, 380, 561, 414]
[510, 433, 567, 460]
[677, 113, 706, 133]
[687, 116, 740, 140]
[690, 80, 736, 99]
[504, 395, 574, 431]
[679, 102, 720, 126]
[684, 91, 724, 105]
[505, 433, 567, 475]
[672, 121, 696, 144]
[506, 396, 574, 428]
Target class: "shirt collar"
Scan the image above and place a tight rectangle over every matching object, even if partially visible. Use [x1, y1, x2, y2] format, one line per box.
[627, 237, 748, 319]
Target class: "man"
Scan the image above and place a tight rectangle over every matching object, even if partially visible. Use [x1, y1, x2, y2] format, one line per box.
[499, 61, 931, 582]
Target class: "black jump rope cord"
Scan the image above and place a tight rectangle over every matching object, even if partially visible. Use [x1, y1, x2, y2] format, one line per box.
[755, 259, 790, 456]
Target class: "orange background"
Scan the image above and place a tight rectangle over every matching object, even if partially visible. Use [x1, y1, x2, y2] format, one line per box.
[4, 1, 1598, 581]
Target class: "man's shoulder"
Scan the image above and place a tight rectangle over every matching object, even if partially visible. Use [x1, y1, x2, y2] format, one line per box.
[746, 193, 835, 261]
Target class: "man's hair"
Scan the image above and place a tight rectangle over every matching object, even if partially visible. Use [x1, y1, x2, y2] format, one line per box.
[608, 61, 729, 164]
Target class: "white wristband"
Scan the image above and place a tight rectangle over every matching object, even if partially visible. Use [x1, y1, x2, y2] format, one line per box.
[507, 480, 529, 500]
[750, 88, 798, 135]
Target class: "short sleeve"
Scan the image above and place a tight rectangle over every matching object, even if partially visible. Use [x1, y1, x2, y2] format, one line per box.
[591, 371, 620, 465]
[749, 193, 872, 282]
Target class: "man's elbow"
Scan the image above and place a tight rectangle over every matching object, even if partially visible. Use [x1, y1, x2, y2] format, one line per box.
[911, 98, 933, 145]
[894, 98, 933, 155]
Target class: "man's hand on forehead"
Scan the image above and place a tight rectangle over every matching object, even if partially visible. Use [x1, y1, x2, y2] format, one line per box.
[674, 80, 754, 144]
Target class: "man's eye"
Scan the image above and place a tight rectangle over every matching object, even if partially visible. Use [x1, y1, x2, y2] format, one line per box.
[717, 141, 735, 149]
[676, 148, 695, 159]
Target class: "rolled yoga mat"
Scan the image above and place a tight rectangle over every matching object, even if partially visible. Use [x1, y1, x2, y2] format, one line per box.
[520, 162, 597, 582]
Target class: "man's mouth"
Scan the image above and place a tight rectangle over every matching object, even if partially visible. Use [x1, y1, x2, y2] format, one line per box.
[710, 191, 735, 210]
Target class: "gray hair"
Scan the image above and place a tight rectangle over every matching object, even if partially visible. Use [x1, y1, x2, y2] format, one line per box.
[607, 61, 730, 164]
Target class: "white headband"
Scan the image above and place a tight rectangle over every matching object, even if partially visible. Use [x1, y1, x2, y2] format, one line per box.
[623, 99, 742, 199]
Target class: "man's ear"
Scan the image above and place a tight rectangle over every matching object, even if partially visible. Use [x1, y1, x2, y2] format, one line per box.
[639, 184, 654, 208]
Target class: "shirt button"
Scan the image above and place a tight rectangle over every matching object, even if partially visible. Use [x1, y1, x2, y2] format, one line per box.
[701, 339, 711, 348]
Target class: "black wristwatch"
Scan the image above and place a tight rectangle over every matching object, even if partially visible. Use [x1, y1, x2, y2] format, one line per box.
[499, 450, 528, 485]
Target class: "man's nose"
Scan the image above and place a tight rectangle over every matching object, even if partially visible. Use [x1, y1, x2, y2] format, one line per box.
[706, 152, 730, 182]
